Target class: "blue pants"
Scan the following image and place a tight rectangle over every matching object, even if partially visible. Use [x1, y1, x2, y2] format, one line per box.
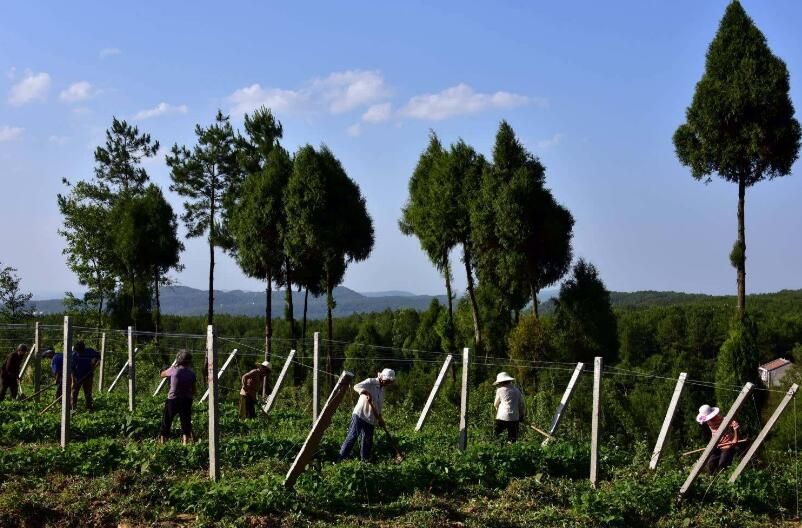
[338, 414, 375, 461]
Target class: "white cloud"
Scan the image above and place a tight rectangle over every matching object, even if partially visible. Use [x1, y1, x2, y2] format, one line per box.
[399, 83, 532, 121]
[535, 133, 564, 150]
[49, 135, 69, 145]
[59, 81, 97, 103]
[100, 48, 122, 59]
[361, 102, 393, 123]
[346, 123, 362, 137]
[133, 102, 188, 120]
[227, 69, 389, 116]
[0, 126, 24, 142]
[8, 71, 51, 106]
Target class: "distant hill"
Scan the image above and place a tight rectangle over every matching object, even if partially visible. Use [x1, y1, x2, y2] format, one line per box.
[31, 285, 448, 319]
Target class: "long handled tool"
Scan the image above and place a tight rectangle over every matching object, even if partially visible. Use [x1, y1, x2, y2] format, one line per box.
[21, 381, 56, 402]
[38, 368, 97, 415]
[367, 399, 404, 462]
[681, 438, 749, 457]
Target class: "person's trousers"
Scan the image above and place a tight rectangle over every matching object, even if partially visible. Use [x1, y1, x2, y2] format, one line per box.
[239, 395, 256, 419]
[160, 398, 193, 438]
[494, 419, 520, 442]
[708, 446, 735, 474]
[71, 373, 94, 410]
[0, 376, 19, 401]
[338, 414, 375, 461]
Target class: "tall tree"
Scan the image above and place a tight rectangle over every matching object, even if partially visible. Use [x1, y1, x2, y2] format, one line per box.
[0, 263, 33, 322]
[93, 117, 160, 196]
[167, 110, 242, 325]
[285, 145, 374, 374]
[673, 1, 800, 318]
[230, 107, 285, 363]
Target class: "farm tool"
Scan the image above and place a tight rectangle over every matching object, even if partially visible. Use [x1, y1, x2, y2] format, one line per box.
[367, 399, 405, 462]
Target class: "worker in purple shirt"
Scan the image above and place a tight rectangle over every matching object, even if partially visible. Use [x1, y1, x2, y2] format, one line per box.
[70, 341, 100, 411]
[41, 348, 62, 399]
[159, 350, 197, 444]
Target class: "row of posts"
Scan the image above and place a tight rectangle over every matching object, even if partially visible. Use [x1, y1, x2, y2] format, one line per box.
[25, 317, 799, 491]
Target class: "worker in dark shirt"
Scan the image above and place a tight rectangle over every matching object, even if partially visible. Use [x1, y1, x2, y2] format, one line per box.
[70, 341, 100, 411]
[0, 344, 28, 401]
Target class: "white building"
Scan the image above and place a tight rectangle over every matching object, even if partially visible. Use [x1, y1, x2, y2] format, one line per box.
[758, 358, 794, 387]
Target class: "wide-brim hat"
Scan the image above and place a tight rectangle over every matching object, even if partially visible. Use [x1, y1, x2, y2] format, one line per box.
[494, 372, 515, 385]
[260, 361, 271, 370]
[379, 368, 396, 382]
[696, 404, 720, 424]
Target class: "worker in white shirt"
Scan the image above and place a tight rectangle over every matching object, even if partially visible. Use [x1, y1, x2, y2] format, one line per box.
[493, 372, 526, 442]
[336, 368, 396, 461]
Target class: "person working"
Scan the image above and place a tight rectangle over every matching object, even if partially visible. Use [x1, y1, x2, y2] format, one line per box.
[159, 350, 197, 444]
[337, 368, 396, 462]
[697, 404, 741, 474]
[70, 341, 100, 411]
[0, 344, 27, 401]
[240, 361, 271, 418]
[493, 372, 526, 442]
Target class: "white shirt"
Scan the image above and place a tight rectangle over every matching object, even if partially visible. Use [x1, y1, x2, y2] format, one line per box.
[494, 385, 525, 422]
[352, 377, 384, 426]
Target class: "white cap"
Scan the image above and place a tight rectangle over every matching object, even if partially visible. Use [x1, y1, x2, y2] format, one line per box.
[260, 361, 271, 369]
[378, 368, 396, 382]
[493, 372, 515, 385]
[696, 404, 720, 424]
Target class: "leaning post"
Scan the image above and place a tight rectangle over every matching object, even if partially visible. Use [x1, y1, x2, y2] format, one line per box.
[312, 331, 320, 424]
[200, 348, 238, 402]
[416, 354, 454, 431]
[263, 349, 296, 414]
[458, 347, 470, 451]
[127, 326, 135, 412]
[60, 316, 72, 448]
[649, 372, 687, 470]
[544, 362, 584, 446]
[207, 325, 220, 481]
[590, 357, 602, 488]
[97, 332, 106, 392]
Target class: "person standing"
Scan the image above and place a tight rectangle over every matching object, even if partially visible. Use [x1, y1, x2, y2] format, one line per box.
[40, 348, 62, 399]
[159, 350, 197, 444]
[70, 341, 100, 411]
[337, 368, 396, 462]
[0, 344, 27, 401]
[697, 404, 741, 474]
[239, 361, 271, 419]
[493, 372, 526, 442]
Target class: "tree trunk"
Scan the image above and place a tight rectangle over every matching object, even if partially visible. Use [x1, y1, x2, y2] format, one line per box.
[264, 271, 273, 398]
[462, 246, 482, 354]
[444, 259, 456, 382]
[294, 286, 309, 387]
[285, 258, 295, 347]
[326, 270, 334, 378]
[154, 267, 162, 362]
[530, 281, 539, 319]
[302, 287, 309, 344]
[208, 238, 215, 326]
[737, 175, 746, 318]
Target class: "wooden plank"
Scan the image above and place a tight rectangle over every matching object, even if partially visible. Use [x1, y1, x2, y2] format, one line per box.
[313, 331, 320, 424]
[649, 372, 687, 470]
[415, 354, 454, 432]
[127, 326, 135, 412]
[107, 348, 139, 392]
[33, 323, 41, 402]
[200, 348, 238, 402]
[97, 333, 105, 392]
[679, 382, 754, 496]
[285, 370, 354, 489]
[458, 347, 470, 451]
[60, 316, 72, 448]
[18, 343, 36, 381]
[543, 362, 584, 446]
[153, 360, 178, 397]
[263, 350, 296, 414]
[207, 325, 220, 481]
[590, 357, 602, 487]
[729, 383, 799, 482]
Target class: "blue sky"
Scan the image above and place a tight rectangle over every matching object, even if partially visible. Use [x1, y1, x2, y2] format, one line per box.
[1, 1, 801, 299]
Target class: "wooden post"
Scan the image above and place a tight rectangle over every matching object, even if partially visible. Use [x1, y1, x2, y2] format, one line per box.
[33, 322, 41, 402]
[458, 347, 470, 451]
[729, 383, 799, 483]
[97, 333, 106, 392]
[285, 370, 354, 489]
[679, 382, 754, 496]
[127, 326, 135, 412]
[590, 357, 602, 487]
[312, 331, 320, 424]
[60, 316, 72, 448]
[201, 348, 238, 402]
[18, 343, 37, 381]
[107, 348, 138, 392]
[543, 362, 584, 446]
[415, 354, 453, 432]
[207, 325, 220, 481]
[263, 349, 296, 414]
[649, 372, 687, 470]
[153, 360, 177, 397]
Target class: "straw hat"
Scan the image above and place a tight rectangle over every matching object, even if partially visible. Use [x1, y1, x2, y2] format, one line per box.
[378, 368, 396, 382]
[493, 372, 515, 385]
[260, 361, 271, 370]
[696, 404, 720, 424]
